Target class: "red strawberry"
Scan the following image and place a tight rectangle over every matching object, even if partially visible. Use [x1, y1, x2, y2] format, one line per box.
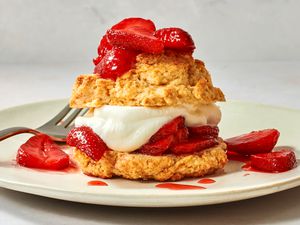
[226, 150, 250, 163]
[188, 125, 219, 139]
[106, 27, 164, 54]
[251, 149, 297, 172]
[94, 47, 138, 81]
[66, 126, 109, 161]
[93, 35, 113, 66]
[139, 135, 174, 156]
[97, 35, 113, 56]
[111, 17, 156, 32]
[150, 116, 185, 142]
[174, 127, 189, 144]
[225, 129, 280, 155]
[93, 56, 102, 66]
[16, 134, 69, 170]
[155, 28, 195, 52]
[171, 138, 218, 155]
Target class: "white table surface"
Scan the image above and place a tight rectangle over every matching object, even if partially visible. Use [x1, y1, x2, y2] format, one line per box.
[0, 61, 300, 225]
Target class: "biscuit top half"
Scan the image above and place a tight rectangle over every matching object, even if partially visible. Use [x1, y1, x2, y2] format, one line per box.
[70, 50, 225, 108]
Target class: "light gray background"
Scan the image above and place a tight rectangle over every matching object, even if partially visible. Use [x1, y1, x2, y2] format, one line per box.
[0, 1, 300, 225]
[1, 0, 300, 64]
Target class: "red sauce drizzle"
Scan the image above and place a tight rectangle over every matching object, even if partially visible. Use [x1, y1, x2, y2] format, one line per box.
[156, 183, 206, 190]
[88, 180, 108, 186]
[198, 178, 216, 184]
[243, 173, 250, 176]
[227, 151, 250, 163]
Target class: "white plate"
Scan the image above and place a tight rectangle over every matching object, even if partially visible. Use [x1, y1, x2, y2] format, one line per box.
[0, 99, 299, 207]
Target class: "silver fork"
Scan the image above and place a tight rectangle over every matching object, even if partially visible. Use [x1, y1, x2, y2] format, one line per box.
[0, 105, 87, 142]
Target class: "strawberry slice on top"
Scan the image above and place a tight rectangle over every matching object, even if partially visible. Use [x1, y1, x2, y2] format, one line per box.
[16, 134, 70, 170]
[107, 28, 164, 54]
[106, 18, 164, 54]
[111, 17, 156, 32]
[94, 47, 138, 81]
[93, 35, 113, 66]
[155, 28, 195, 53]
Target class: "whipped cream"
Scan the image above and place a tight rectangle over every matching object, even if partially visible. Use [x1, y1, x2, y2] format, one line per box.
[75, 104, 221, 152]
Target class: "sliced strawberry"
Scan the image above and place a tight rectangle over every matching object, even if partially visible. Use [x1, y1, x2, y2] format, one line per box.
[251, 149, 297, 172]
[225, 129, 280, 155]
[97, 35, 113, 56]
[111, 17, 156, 32]
[93, 35, 113, 66]
[139, 135, 174, 156]
[174, 127, 189, 144]
[188, 125, 219, 139]
[93, 56, 102, 66]
[171, 138, 218, 155]
[226, 150, 250, 163]
[94, 47, 138, 81]
[106, 27, 164, 54]
[66, 126, 109, 161]
[16, 134, 69, 170]
[155, 28, 195, 52]
[150, 116, 185, 142]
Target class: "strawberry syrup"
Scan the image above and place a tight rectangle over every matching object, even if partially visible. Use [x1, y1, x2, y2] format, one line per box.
[241, 161, 293, 174]
[197, 178, 216, 184]
[61, 160, 79, 173]
[87, 180, 108, 186]
[156, 183, 206, 190]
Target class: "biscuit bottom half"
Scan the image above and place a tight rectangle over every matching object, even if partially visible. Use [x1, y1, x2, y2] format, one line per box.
[73, 142, 227, 181]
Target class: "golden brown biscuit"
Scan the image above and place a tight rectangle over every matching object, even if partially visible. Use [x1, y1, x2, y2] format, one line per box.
[70, 51, 225, 108]
[73, 142, 227, 181]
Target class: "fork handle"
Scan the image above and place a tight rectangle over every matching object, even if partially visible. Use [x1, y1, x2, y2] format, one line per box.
[0, 127, 66, 142]
[0, 127, 41, 142]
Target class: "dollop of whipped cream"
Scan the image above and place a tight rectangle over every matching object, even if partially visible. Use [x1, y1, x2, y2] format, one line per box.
[75, 104, 221, 152]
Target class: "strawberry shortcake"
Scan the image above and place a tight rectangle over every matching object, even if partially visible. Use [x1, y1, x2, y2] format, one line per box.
[66, 18, 228, 181]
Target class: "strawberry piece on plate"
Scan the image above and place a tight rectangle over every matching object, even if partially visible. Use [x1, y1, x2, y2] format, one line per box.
[93, 35, 113, 65]
[139, 135, 174, 156]
[111, 17, 156, 32]
[94, 47, 138, 81]
[225, 129, 280, 155]
[150, 116, 185, 142]
[16, 134, 69, 170]
[155, 28, 195, 52]
[188, 125, 219, 139]
[67, 126, 109, 161]
[171, 138, 218, 155]
[226, 150, 250, 163]
[251, 149, 297, 172]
